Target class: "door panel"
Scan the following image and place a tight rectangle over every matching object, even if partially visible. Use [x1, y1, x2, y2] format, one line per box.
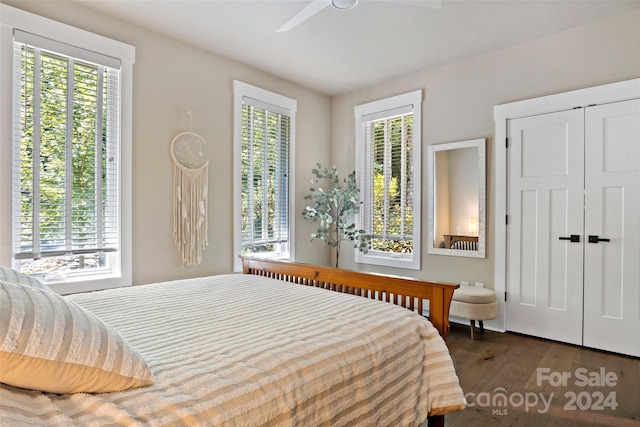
[506, 109, 584, 344]
[548, 189, 569, 311]
[583, 99, 640, 357]
[519, 189, 538, 306]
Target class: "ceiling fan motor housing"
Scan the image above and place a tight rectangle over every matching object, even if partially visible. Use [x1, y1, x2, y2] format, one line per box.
[331, 0, 358, 10]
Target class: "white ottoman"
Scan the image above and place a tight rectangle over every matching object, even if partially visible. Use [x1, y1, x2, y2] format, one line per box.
[450, 286, 497, 339]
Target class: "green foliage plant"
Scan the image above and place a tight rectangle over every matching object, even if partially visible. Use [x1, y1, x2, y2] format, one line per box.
[370, 173, 414, 253]
[302, 163, 371, 268]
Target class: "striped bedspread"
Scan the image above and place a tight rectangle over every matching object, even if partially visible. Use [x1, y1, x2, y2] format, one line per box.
[0, 274, 465, 426]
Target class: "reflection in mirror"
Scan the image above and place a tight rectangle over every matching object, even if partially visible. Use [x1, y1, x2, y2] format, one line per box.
[427, 138, 486, 258]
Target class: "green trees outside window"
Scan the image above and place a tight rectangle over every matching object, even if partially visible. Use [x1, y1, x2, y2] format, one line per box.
[15, 45, 119, 275]
[240, 104, 290, 255]
[367, 115, 414, 254]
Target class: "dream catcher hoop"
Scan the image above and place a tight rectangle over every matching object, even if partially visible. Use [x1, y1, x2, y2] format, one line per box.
[171, 111, 209, 267]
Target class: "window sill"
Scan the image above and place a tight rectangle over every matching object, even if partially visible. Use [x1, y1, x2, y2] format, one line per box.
[236, 252, 291, 272]
[43, 272, 131, 295]
[355, 251, 420, 270]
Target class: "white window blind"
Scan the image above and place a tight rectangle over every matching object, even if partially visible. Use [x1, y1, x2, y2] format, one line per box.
[363, 111, 414, 248]
[12, 35, 121, 276]
[240, 99, 290, 255]
[355, 90, 421, 270]
[233, 81, 296, 271]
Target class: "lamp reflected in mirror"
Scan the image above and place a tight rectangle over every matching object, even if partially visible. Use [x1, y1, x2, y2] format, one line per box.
[427, 138, 486, 258]
[468, 218, 478, 235]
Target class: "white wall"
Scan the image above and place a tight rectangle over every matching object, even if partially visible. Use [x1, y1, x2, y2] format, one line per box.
[434, 150, 450, 247]
[2, 2, 639, 289]
[447, 147, 478, 237]
[0, 0, 332, 285]
[331, 9, 640, 288]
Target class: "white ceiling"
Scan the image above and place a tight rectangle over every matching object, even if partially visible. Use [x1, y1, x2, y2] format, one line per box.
[77, 0, 640, 96]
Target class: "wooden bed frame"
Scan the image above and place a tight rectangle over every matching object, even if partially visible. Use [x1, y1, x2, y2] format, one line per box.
[241, 257, 460, 427]
[443, 234, 478, 250]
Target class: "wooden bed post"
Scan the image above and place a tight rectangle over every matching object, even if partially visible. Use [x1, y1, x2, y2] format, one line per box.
[428, 414, 445, 427]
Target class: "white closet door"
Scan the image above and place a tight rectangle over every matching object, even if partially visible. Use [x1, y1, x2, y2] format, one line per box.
[506, 109, 585, 344]
[583, 99, 640, 357]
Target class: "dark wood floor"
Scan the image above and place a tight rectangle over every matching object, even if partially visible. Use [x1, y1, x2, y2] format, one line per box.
[440, 323, 640, 427]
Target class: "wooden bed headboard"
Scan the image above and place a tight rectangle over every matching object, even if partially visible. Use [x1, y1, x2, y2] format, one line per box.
[241, 257, 459, 339]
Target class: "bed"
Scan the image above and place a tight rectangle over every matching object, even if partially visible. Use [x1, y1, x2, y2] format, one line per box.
[442, 234, 478, 251]
[0, 258, 465, 426]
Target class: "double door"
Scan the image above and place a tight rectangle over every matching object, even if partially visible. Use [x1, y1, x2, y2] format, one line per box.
[506, 99, 640, 357]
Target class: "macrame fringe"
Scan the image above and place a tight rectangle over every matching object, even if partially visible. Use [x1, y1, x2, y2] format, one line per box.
[173, 160, 209, 267]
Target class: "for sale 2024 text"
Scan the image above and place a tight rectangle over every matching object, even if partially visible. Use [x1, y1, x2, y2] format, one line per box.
[537, 367, 618, 411]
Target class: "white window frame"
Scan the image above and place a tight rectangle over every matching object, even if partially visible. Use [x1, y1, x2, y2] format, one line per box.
[0, 4, 135, 294]
[355, 90, 422, 270]
[232, 81, 296, 272]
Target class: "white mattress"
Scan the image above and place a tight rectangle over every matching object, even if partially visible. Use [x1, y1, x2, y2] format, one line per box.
[0, 273, 465, 426]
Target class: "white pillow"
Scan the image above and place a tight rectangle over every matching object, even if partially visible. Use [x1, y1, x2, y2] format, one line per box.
[0, 280, 154, 394]
[0, 265, 49, 291]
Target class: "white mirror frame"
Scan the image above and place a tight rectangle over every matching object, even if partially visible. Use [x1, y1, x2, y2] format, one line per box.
[427, 138, 486, 258]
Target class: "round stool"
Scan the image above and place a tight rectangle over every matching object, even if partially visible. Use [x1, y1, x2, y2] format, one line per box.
[450, 286, 497, 339]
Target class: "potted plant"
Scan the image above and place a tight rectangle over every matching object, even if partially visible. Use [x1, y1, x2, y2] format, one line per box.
[302, 163, 371, 268]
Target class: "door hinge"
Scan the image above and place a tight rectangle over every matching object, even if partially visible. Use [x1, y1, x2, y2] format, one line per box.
[505, 291, 508, 302]
[505, 137, 509, 148]
[506, 215, 509, 225]
[574, 104, 597, 109]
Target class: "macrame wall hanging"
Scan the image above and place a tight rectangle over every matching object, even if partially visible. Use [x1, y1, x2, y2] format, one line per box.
[171, 110, 209, 267]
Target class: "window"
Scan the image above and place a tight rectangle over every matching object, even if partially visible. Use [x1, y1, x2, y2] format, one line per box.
[1, 5, 135, 293]
[233, 81, 296, 271]
[355, 90, 422, 270]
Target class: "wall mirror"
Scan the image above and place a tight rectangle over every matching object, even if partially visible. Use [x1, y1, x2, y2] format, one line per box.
[427, 138, 486, 258]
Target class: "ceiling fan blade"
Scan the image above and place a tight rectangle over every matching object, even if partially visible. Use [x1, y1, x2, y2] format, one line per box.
[388, 0, 442, 10]
[277, 0, 332, 32]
